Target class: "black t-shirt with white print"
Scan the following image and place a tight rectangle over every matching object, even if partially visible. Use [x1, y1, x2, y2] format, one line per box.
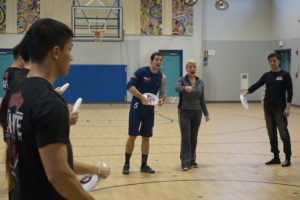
[6, 77, 72, 200]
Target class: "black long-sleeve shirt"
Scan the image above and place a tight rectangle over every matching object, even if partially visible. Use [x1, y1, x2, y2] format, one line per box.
[248, 70, 293, 106]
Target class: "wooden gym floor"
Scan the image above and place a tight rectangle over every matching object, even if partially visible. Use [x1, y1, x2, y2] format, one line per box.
[0, 103, 299, 200]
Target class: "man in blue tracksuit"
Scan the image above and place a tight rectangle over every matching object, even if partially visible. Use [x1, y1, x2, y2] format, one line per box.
[122, 52, 167, 174]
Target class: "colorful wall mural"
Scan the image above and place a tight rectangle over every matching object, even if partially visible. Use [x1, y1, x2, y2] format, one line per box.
[0, 0, 6, 33]
[17, 0, 40, 33]
[141, 0, 162, 35]
[172, 0, 193, 35]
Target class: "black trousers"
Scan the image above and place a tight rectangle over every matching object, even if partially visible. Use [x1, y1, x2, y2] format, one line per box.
[178, 109, 202, 167]
[264, 104, 291, 158]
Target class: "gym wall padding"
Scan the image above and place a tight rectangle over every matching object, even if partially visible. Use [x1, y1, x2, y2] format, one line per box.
[54, 64, 127, 103]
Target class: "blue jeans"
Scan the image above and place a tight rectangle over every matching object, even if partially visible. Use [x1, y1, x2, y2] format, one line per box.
[264, 104, 291, 158]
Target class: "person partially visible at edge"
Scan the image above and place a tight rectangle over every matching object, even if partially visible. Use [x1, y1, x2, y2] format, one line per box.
[242, 52, 293, 167]
[2, 44, 26, 95]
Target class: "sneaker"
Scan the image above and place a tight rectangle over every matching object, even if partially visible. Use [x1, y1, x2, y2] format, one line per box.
[140, 165, 155, 174]
[265, 157, 281, 165]
[281, 159, 291, 167]
[191, 162, 199, 168]
[181, 166, 190, 171]
[122, 164, 130, 175]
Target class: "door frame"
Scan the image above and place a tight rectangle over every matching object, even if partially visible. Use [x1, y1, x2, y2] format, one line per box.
[159, 49, 183, 77]
[0, 48, 14, 98]
[275, 49, 291, 72]
[0, 48, 13, 54]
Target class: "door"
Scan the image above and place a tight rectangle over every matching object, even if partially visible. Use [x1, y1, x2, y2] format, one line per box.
[275, 49, 291, 72]
[159, 50, 182, 97]
[0, 49, 13, 97]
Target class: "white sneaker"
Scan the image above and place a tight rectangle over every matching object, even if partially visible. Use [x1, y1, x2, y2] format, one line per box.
[181, 166, 189, 171]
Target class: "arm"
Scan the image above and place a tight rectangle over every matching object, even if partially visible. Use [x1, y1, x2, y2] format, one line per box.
[158, 73, 167, 106]
[54, 87, 63, 95]
[127, 69, 149, 105]
[69, 111, 79, 126]
[2, 71, 7, 94]
[39, 143, 95, 200]
[200, 84, 209, 122]
[243, 73, 266, 96]
[34, 97, 93, 199]
[128, 86, 149, 105]
[175, 77, 193, 93]
[284, 73, 293, 118]
[73, 161, 111, 179]
[284, 103, 291, 118]
[175, 77, 185, 92]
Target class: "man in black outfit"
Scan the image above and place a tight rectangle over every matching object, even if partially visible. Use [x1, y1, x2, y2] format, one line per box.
[242, 53, 293, 167]
[1, 18, 101, 200]
[2, 44, 26, 95]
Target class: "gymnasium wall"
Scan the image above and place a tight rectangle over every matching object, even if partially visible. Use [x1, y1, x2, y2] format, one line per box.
[270, 0, 300, 106]
[202, 40, 271, 102]
[55, 64, 127, 103]
[0, 0, 204, 102]
[1, 0, 299, 105]
[202, 0, 272, 102]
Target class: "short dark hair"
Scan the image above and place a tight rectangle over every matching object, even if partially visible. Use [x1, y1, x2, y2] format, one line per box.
[267, 53, 280, 60]
[12, 44, 21, 60]
[18, 39, 30, 63]
[21, 18, 73, 63]
[150, 52, 162, 61]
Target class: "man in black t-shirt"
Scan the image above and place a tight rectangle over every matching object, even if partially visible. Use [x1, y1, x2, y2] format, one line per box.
[1, 19, 103, 200]
[242, 53, 293, 167]
[2, 44, 26, 95]
[8, 77, 73, 200]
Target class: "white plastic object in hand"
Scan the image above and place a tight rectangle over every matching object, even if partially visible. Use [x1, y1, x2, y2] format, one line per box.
[58, 83, 70, 94]
[79, 174, 100, 192]
[142, 93, 159, 105]
[240, 95, 249, 110]
[78, 162, 108, 192]
[72, 98, 82, 112]
[96, 162, 108, 181]
[97, 162, 108, 168]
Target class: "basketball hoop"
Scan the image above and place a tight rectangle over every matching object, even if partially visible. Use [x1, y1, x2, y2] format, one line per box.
[92, 30, 105, 42]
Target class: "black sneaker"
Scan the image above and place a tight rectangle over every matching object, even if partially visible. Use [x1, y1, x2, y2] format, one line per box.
[191, 162, 199, 168]
[140, 165, 155, 174]
[122, 164, 130, 175]
[281, 160, 291, 167]
[265, 157, 281, 165]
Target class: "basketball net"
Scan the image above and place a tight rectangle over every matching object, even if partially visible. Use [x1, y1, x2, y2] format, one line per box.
[92, 30, 104, 42]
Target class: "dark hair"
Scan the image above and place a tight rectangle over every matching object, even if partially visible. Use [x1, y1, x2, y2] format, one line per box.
[267, 53, 280, 60]
[22, 18, 73, 63]
[18, 39, 30, 63]
[12, 44, 21, 60]
[150, 52, 162, 61]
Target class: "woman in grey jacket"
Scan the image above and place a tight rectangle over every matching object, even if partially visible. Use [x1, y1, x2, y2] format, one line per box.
[175, 60, 210, 171]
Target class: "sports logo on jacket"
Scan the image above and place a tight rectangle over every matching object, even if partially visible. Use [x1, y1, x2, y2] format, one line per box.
[144, 77, 151, 83]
